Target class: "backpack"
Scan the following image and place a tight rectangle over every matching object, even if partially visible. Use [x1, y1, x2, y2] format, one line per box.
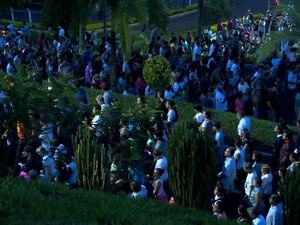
[174, 107, 179, 122]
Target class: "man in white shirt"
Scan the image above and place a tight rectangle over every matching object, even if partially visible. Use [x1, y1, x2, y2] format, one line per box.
[243, 162, 257, 197]
[266, 194, 283, 225]
[220, 148, 236, 193]
[192, 41, 201, 61]
[250, 207, 266, 225]
[237, 77, 250, 101]
[237, 111, 251, 136]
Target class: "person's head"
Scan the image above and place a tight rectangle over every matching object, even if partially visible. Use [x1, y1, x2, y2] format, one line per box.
[225, 148, 234, 157]
[153, 130, 163, 140]
[243, 130, 251, 140]
[278, 166, 287, 178]
[194, 104, 203, 113]
[154, 168, 164, 178]
[204, 111, 212, 120]
[237, 205, 250, 218]
[212, 201, 224, 213]
[269, 194, 281, 206]
[248, 207, 259, 219]
[252, 152, 263, 163]
[95, 95, 104, 105]
[166, 100, 175, 109]
[23, 145, 33, 157]
[239, 77, 245, 84]
[36, 146, 48, 157]
[261, 164, 271, 175]
[253, 177, 262, 187]
[213, 122, 221, 131]
[289, 152, 299, 162]
[137, 96, 146, 106]
[243, 162, 253, 173]
[274, 124, 283, 134]
[235, 139, 242, 148]
[283, 129, 293, 141]
[153, 149, 163, 158]
[130, 181, 142, 193]
[214, 184, 225, 197]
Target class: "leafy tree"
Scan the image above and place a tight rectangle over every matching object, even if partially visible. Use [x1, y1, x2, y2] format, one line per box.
[41, 0, 97, 34]
[0, 68, 82, 176]
[196, 0, 240, 36]
[0, 0, 31, 15]
[100, 0, 168, 92]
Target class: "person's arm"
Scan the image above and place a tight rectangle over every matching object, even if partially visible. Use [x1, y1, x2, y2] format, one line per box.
[152, 180, 161, 197]
[254, 191, 262, 208]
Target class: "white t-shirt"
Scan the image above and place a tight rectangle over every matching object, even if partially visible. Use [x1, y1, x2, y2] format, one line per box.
[237, 117, 251, 136]
[261, 173, 273, 195]
[215, 90, 228, 112]
[234, 147, 245, 170]
[244, 170, 257, 196]
[194, 112, 204, 124]
[130, 185, 147, 198]
[155, 156, 169, 182]
[253, 215, 266, 225]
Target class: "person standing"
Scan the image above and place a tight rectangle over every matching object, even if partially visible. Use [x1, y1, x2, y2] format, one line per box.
[266, 194, 283, 225]
[213, 122, 225, 171]
[243, 162, 257, 198]
[279, 130, 295, 166]
[220, 148, 236, 194]
[237, 111, 251, 137]
[249, 207, 266, 225]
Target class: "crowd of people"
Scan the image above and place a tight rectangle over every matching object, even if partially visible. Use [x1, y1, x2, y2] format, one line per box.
[0, 5, 299, 225]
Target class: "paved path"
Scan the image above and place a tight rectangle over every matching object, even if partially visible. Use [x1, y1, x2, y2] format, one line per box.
[98, 0, 268, 34]
[168, 0, 268, 32]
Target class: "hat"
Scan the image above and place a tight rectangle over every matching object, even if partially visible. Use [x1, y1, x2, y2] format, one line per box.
[213, 122, 221, 129]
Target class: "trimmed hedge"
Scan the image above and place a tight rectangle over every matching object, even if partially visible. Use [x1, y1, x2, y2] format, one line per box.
[86, 89, 285, 145]
[0, 177, 239, 225]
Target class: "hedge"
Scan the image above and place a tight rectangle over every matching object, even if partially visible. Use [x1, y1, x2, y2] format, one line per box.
[86, 89, 287, 145]
[0, 177, 239, 225]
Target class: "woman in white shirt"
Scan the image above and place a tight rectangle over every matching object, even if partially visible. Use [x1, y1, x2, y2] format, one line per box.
[261, 164, 273, 209]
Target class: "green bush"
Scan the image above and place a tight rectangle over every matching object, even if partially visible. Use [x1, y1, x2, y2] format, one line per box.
[168, 120, 216, 210]
[0, 177, 239, 225]
[280, 168, 300, 225]
[143, 55, 172, 92]
[86, 90, 287, 145]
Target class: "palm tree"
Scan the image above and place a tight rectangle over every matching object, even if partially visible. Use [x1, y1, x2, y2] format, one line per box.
[99, 0, 167, 91]
[257, 0, 300, 62]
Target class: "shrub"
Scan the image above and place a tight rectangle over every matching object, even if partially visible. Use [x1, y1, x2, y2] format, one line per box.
[143, 55, 172, 92]
[168, 120, 216, 210]
[0, 177, 239, 225]
[73, 123, 109, 191]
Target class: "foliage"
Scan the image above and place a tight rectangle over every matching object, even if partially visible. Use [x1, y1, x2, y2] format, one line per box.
[280, 168, 300, 225]
[257, 1, 300, 62]
[73, 123, 109, 191]
[41, 0, 96, 34]
[168, 120, 216, 210]
[0, 0, 30, 14]
[143, 55, 172, 92]
[0, 70, 82, 176]
[0, 177, 239, 225]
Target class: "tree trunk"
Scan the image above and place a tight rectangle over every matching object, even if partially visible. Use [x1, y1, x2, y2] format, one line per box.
[196, 0, 204, 36]
[102, 2, 107, 36]
[110, 30, 117, 92]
